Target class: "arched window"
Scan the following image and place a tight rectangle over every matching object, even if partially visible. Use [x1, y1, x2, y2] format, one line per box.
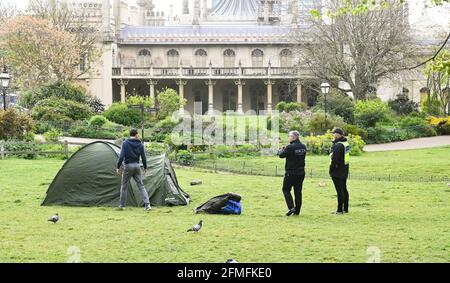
[138, 49, 151, 67]
[223, 49, 235, 68]
[195, 49, 208, 67]
[167, 49, 179, 67]
[280, 49, 292, 68]
[252, 49, 264, 67]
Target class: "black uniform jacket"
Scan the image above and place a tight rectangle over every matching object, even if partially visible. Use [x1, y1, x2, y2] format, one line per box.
[277, 139, 307, 176]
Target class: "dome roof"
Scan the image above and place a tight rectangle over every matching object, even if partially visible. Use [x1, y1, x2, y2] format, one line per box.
[209, 0, 259, 20]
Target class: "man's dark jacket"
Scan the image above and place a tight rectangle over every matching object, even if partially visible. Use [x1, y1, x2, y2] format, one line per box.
[277, 139, 307, 175]
[117, 138, 147, 170]
[329, 137, 349, 179]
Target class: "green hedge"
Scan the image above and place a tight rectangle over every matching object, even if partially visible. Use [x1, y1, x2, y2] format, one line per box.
[103, 103, 141, 126]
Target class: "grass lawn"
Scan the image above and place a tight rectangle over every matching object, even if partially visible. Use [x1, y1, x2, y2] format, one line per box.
[0, 147, 449, 263]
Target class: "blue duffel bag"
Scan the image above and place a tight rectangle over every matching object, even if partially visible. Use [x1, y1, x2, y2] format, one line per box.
[220, 199, 242, 215]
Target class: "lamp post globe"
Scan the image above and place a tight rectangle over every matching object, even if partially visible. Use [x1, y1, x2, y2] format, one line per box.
[320, 81, 330, 131]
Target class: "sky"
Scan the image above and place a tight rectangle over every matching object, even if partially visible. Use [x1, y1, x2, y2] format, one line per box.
[4, 0, 450, 28]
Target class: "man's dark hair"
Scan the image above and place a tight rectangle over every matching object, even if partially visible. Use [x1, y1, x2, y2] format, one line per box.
[130, 128, 138, 137]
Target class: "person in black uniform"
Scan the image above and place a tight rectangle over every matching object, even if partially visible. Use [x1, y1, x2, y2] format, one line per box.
[329, 128, 350, 215]
[277, 131, 307, 216]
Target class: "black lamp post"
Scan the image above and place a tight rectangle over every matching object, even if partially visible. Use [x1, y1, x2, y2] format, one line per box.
[0, 67, 10, 111]
[128, 103, 159, 142]
[320, 81, 330, 130]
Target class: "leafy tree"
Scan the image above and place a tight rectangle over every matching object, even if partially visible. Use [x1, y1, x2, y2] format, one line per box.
[297, 0, 415, 101]
[423, 50, 450, 115]
[0, 16, 82, 89]
[157, 88, 186, 119]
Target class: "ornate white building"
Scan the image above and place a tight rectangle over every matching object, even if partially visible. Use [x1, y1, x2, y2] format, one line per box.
[75, 0, 431, 113]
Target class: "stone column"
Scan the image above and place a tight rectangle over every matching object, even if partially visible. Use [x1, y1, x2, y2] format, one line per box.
[264, 80, 275, 113]
[118, 79, 128, 103]
[296, 80, 303, 103]
[205, 80, 216, 113]
[176, 79, 188, 112]
[234, 79, 246, 114]
[146, 79, 158, 102]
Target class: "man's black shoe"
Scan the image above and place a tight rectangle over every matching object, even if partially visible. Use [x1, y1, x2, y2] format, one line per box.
[286, 208, 296, 216]
[331, 211, 344, 215]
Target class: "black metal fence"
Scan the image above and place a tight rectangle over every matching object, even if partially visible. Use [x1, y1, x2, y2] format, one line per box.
[183, 158, 450, 183]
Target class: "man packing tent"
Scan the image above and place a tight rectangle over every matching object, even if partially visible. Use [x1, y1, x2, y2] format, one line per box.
[42, 141, 190, 207]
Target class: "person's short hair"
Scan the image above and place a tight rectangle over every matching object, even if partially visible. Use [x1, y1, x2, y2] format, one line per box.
[130, 128, 138, 137]
[332, 128, 345, 136]
[288, 131, 300, 139]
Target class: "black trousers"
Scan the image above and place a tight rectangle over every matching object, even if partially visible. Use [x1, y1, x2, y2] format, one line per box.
[282, 174, 305, 214]
[332, 177, 349, 212]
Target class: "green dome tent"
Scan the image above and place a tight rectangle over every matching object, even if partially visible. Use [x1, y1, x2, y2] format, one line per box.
[42, 141, 190, 207]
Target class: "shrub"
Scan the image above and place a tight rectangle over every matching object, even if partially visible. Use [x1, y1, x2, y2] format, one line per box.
[175, 150, 194, 166]
[103, 103, 141, 126]
[275, 102, 307, 113]
[236, 144, 260, 157]
[147, 117, 180, 142]
[278, 111, 304, 133]
[314, 91, 355, 123]
[35, 143, 67, 159]
[88, 115, 108, 129]
[157, 88, 186, 119]
[354, 99, 389, 128]
[0, 109, 34, 141]
[399, 116, 427, 129]
[347, 134, 365, 156]
[24, 131, 36, 142]
[43, 128, 62, 142]
[305, 131, 365, 155]
[32, 98, 93, 122]
[365, 126, 422, 144]
[306, 112, 346, 135]
[89, 97, 105, 114]
[428, 116, 450, 135]
[144, 142, 168, 156]
[388, 93, 419, 115]
[275, 101, 287, 112]
[3, 141, 35, 159]
[68, 127, 119, 139]
[214, 145, 234, 158]
[342, 124, 368, 141]
[284, 102, 307, 112]
[305, 131, 333, 155]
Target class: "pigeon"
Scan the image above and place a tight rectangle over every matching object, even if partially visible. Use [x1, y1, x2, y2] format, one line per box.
[187, 220, 203, 232]
[226, 259, 238, 263]
[48, 213, 60, 224]
[318, 182, 326, 187]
